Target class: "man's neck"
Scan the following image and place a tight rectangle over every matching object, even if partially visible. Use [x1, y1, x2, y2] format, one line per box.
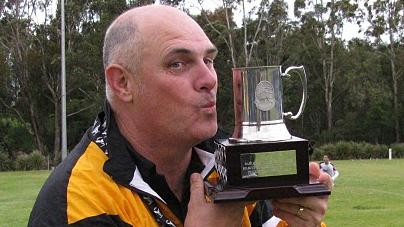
[115, 112, 193, 200]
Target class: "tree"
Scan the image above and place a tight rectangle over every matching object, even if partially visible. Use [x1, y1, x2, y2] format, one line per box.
[365, 0, 404, 142]
[294, 0, 360, 130]
[198, 0, 290, 67]
[250, 0, 290, 66]
[0, 0, 48, 155]
[198, 3, 238, 68]
[337, 39, 394, 143]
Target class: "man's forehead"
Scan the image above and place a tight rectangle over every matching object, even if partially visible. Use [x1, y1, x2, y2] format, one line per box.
[144, 25, 216, 57]
[123, 5, 216, 58]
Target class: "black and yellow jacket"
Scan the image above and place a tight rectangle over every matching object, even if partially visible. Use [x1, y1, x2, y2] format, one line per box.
[28, 102, 272, 227]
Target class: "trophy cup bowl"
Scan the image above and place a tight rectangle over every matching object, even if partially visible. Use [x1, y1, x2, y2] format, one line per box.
[205, 66, 331, 203]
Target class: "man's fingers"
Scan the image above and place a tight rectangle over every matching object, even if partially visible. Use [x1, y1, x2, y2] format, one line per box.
[309, 162, 321, 181]
[318, 172, 333, 190]
[271, 162, 331, 227]
[186, 173, 246, 227]
[272, 198, 327, 227]
[273, 206, 320, 227]
[272, 200, 319, 223]
[189, 173, 205, 204]
[274, 196, 328, 211]
[273, 207, 306, 227]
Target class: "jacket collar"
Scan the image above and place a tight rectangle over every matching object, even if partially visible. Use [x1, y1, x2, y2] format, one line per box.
[90, 101, 215, 202]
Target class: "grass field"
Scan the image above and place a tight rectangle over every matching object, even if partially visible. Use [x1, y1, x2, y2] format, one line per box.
[0, 170, 50, 227]
[323, 159, 404, 226]
[0, 159, 403, 226]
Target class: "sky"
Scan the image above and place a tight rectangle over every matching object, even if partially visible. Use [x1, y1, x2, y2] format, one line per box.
[183, 0, 366, 41]
[42, 0, 373, 42]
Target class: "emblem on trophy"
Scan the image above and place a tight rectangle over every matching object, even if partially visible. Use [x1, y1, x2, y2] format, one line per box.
[205, 66, 331, 202]
[254, 81, 276, 111]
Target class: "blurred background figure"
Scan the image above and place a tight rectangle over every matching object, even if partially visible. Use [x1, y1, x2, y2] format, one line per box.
[319, 155, 339, 185]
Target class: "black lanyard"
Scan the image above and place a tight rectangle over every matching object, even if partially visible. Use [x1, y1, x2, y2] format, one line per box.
[140, 194, 177, 227]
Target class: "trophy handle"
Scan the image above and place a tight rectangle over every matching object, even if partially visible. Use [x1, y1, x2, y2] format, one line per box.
[281, 66, 307, 120]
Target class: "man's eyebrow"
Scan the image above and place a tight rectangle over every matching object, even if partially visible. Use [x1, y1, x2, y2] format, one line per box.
[167, 48, 192, 56]
[206, 46, 218, 56]
[165, 46, 218, 57]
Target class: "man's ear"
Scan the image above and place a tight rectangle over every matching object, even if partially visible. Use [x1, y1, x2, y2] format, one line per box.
[105, 64, 133, 102]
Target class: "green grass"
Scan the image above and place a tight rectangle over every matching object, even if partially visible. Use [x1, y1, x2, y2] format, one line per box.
[0, 170, 50, 227]
[323, 159, 404, 226]
[0, 159, 404, 226]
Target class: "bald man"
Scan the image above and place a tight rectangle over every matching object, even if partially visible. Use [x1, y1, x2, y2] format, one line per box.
[28, 5, 331, 227]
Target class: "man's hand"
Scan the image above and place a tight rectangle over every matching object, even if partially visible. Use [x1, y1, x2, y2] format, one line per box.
[184, 173, 245, 227]
[271, 162, 332, 227]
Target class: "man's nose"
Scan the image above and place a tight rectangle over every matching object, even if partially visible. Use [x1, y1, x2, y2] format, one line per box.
[194, 62, 217, 92]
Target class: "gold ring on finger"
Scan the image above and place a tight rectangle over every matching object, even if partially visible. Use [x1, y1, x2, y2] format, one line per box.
[297, 207, 304, 217]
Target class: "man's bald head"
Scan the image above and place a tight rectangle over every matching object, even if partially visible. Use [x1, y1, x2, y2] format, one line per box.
[102, 5, 205, 72]
[103, 5, 211, 101]
[102, 7, 140, 72]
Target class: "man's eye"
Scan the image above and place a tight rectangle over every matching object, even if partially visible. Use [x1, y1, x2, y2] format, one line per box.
[170, 62, 184, 69]
[204, 58, 214, 66]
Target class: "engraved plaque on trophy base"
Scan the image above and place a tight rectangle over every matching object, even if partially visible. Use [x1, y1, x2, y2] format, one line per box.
[205, 137, 331, 203]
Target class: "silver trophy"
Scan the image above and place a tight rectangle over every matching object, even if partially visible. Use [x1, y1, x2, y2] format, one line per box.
[231, 66, 307, 142]
[205, 66, 330, 202]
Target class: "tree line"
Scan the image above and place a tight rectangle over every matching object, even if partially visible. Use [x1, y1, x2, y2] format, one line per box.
[0, 0, 403, 165]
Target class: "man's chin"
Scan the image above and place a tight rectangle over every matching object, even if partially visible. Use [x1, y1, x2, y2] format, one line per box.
[193, 125, 218, 143]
